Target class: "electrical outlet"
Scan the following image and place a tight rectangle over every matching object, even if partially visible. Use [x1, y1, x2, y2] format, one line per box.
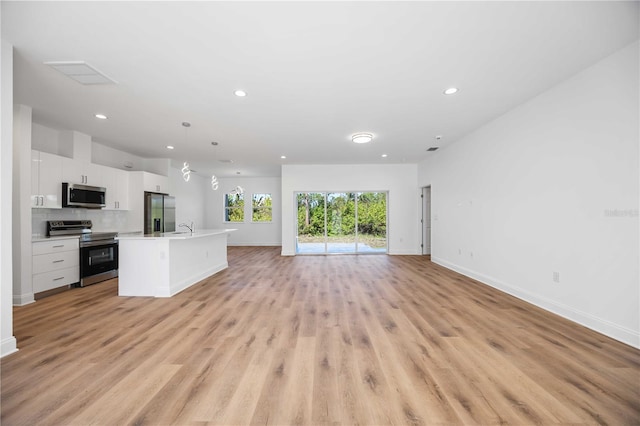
[553, 271, 560, 283]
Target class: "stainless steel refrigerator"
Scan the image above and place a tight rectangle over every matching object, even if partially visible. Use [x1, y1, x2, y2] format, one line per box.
[144, 192, 176, 234]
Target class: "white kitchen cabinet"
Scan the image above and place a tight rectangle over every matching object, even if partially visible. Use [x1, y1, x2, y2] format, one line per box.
[31, 150, 63, 209]
[62, 157, 104, 187]
[32, 238, 79, 294]
[103, 167, 130, 210]
[143, 172, 169, 193]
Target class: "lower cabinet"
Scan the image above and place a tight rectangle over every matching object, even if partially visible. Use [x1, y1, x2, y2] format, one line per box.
[32, 238, 79, 294]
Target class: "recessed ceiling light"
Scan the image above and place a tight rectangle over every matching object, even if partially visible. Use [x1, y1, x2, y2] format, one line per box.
[234, 90, 247, 97]
[281, 155, 287, 159]
[166, 145, 174, 150]
[95, 113, 108, 120]
[381, 154, 388, 158]
[352, 133, 373, 144]
[443, 87, 458, 95]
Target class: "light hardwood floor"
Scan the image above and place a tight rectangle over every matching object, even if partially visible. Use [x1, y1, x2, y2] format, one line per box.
[2, 246, 639, 425]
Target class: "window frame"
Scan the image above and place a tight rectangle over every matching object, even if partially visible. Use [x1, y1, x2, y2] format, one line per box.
[251, 193, 273, 223]
[224, 192, 245, 223]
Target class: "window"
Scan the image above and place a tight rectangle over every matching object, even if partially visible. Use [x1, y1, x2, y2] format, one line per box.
[252, 193, 272, 222]
[224, 193, 244, 222]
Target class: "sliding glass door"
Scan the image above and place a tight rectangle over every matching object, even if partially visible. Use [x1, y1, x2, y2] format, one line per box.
[296, 192, 387, 254]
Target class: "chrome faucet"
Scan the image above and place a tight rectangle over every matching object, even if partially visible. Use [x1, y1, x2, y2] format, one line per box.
[179, 222, 194, 234]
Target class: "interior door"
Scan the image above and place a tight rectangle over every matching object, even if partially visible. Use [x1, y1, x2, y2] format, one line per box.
[422, 186, 431, 255]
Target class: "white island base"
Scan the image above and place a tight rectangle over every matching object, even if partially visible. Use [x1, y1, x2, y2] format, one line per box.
[117, 229, 235, 297]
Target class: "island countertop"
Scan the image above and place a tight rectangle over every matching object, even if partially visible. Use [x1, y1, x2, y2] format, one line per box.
[118, 228, 236, 297]
[116, 228, 236, 240]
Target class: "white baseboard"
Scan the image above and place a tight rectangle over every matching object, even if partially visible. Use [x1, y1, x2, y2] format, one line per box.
[228, 242, 282, 247]
[1, 336, 18, 358]
[13, 293, 35, 306]
[158, 261, 228, 298]
[432, 257, 640, 349]
[388, 249, 421, 255]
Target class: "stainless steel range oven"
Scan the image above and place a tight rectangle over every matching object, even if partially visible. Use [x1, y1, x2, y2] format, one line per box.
[47, 220, 118, 287]
[79, 233, 118, 286]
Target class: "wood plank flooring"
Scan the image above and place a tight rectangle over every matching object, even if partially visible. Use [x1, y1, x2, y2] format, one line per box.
[2, 246, 639, 425]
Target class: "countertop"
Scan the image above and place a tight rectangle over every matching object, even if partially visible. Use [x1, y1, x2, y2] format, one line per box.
[32, 235, 80, 242]
[116, 229, 236, 241]
[32, 229, 143, 243]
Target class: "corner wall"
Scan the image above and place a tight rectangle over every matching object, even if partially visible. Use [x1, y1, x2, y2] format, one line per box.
[281, 164, 420, 256]
[418, 42, 639, 348]
[1, 40, 18, 356]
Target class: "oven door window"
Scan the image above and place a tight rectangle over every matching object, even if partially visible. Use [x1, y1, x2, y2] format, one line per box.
[81, 244, 118, 276]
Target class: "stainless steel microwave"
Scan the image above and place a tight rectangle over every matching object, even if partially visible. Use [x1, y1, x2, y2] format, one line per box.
[62, 183, 106, 208]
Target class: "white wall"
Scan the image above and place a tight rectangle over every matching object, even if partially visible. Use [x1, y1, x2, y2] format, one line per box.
[13, 105, 34, 305]
[205, 177, 282, 246]
[170, 167, 207, 231]
[91, 142, 145, 172]
[1, 40, 18, 356]
[418, 41, 639, 348]
[281, 164, 419, 256]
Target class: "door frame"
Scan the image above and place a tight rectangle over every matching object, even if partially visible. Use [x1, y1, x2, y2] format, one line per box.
[421, 186, 431, 255]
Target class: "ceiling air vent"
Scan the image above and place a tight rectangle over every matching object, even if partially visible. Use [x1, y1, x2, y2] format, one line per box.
[44, 61, 116, 85]
[427, 147, 439, 152]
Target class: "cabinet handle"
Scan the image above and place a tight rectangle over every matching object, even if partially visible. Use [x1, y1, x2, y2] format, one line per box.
[53, 277, 65, 281]
[53, 259, 64, 263]
[52, 245, 64, 248]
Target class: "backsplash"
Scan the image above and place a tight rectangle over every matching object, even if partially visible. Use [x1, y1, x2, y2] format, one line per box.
[32, 208, 138, 237]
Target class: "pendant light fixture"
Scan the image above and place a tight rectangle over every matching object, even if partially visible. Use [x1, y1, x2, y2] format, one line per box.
[210, 141, 219, 190]
[181, 122, 191, 182]
[230, 186, 244, 195]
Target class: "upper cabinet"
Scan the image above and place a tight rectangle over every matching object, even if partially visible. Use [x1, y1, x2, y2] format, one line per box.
[61, 158, 104, 187]
[31, 150, 63, 209]
[103, 167, 130, 210]
[143, 172, 169, 194]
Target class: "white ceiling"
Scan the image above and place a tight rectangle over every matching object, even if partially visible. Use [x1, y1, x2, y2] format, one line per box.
[2, 1, 638, 177]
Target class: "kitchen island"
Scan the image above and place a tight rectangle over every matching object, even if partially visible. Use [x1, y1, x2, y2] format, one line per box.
[117, 229, 236, 297]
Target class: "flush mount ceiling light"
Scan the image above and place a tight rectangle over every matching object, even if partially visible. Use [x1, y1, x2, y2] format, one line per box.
[443, 87, 459, 95]
[166, 145, 174, 150]
[280, 155, 287, 159]
[381, 154, 388, 158]
[95, 113, 107, 120]
[352, 133, 373, 144]
[234, 90, 247, 97]
[181, 122, 191, 182]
